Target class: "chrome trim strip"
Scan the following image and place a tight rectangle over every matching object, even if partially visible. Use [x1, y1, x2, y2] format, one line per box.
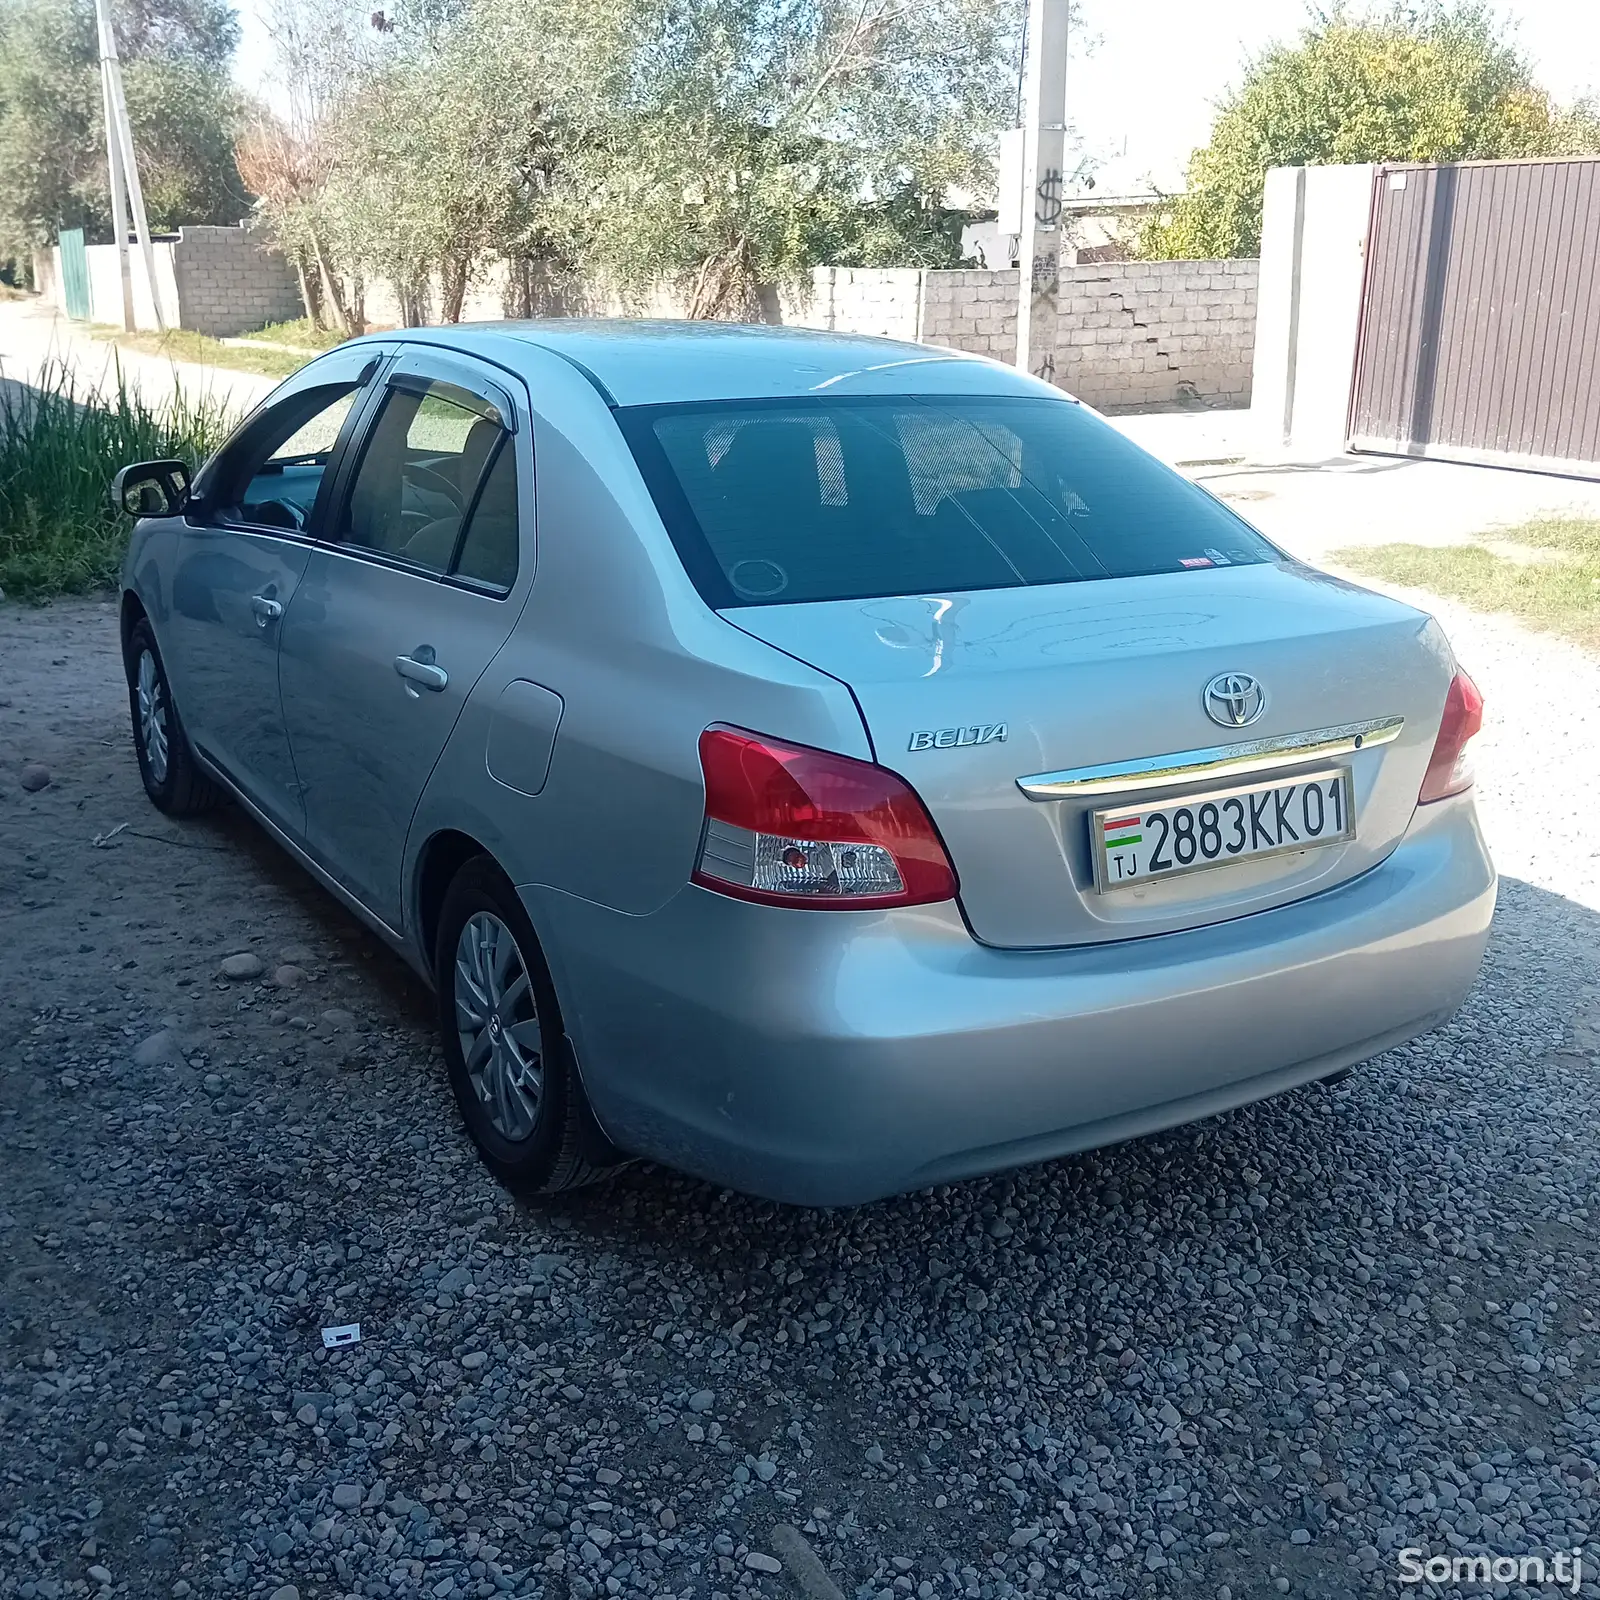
[1016, 716, 1405, 800]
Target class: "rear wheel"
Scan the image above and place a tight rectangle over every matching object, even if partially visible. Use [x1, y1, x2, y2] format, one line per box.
[435, 856, 621, 1194]
[124, 617, 219, 816]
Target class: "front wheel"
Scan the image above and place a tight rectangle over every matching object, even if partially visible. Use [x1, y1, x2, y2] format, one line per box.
[124, 616, 219, 816]
[435, 856, 622, 1195]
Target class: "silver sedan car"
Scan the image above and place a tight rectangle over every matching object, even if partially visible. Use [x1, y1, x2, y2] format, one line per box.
[114, 322, 1496, 1204]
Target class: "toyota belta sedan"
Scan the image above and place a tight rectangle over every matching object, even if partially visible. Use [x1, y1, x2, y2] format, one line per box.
[113, 322, 1495, 1205]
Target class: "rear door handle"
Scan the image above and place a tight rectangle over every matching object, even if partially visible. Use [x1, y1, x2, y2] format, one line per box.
[394, 654, 449, 693]
[251, 594, 283, 626]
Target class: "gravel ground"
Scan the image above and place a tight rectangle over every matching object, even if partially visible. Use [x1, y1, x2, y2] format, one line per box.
[3, 591, 1600, 1600]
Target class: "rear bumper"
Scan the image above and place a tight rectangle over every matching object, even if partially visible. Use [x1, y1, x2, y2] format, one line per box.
[523, 791, 1495, 1205]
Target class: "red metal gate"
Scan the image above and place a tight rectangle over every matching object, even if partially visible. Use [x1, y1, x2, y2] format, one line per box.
[1348, 158, 1600, 477]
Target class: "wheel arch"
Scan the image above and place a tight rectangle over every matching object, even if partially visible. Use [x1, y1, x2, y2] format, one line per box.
[120, 588, 149, 655]
[411, 825, 629, 1178]
[413, 828, 500, 974]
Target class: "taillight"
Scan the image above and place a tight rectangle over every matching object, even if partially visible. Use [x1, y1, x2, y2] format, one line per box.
[693, 725, 958, 909]
[1418, 669, 1484, 803]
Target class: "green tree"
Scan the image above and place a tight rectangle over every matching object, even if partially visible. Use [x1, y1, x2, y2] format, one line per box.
[309, 0, 1021, 323]
[236, 0, 382, 330]
[321, 7, 566, 324]
[529, 0, 1024, 316]
[0, 0, 246, 275]
[1142, 3, 1600, 260]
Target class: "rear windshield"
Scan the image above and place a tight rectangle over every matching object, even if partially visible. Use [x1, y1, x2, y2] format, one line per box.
[617, 394, 1276, 607]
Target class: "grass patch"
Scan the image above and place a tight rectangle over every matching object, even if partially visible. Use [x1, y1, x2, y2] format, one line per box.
[0, 359, 234, 599]
[241, 316, 346, 352]
[88, 323, 310, 379]
[1333, 516, 1600, 650]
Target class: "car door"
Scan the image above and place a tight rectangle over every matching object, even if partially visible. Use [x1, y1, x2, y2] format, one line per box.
[164, 345, 392, 832]
[276, 348, 532, 929]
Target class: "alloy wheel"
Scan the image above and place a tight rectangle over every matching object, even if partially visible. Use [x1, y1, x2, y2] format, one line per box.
[453, 911, 544, 1141]
[136, 649, 169, 783]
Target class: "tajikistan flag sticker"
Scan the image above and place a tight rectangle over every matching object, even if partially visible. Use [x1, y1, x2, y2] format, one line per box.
[1103, 813, 1142, 849]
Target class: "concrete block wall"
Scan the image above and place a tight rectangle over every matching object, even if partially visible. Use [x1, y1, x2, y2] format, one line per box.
[367, 264, 922, 333]
[1054, 258, 1259, 409]
[43, 225, 301, 335]
[41, 228, 1255, 409]
[920, 269, 1017, 362]
[367, 266, 724, 329]
[362, 261, 523, 329]
[920, 259, 1258, 408]
[791, 267, 925, 341]
[169, 225, 302, 336]
[353, 257, 1253, 413]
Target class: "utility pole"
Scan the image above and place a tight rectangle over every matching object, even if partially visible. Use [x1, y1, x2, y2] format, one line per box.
[94, 0, 166, 331]
[98, 45, 134, 331]
[1014, 0, 1070, 377]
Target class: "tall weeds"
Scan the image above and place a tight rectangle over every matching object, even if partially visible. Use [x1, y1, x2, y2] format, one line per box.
[0, 360, 233, 598]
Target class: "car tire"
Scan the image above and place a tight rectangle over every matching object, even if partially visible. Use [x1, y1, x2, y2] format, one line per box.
[435, 855, 622, 1195]
[124, 617, 220, 816]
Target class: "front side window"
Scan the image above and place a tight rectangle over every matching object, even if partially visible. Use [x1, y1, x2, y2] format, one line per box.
[335, 380, 518, 586]
[209, 384, 359, 531]
[619, 395, 1276, 607]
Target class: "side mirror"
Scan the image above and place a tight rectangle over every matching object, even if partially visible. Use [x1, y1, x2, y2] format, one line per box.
[110, 459, 191, 518]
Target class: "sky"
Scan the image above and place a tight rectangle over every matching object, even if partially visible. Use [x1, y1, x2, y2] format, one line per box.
[231, 0, 1600, 194]
[1067, 0, 1600, 191]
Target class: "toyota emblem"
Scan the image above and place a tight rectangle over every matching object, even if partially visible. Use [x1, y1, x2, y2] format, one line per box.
[1203, 671, 1267, 728]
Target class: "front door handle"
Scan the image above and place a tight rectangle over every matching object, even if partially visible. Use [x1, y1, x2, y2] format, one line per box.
[394, 653, 449, 693]
[251, 594, 283, 626]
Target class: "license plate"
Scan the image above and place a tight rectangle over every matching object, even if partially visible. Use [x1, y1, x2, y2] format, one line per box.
[1092, 767, 1355, 892]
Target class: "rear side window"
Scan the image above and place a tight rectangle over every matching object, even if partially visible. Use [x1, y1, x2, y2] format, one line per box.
[334, 379, 518, 588]
[454, 441, 519, 590]
[618, 396, 1275, 607]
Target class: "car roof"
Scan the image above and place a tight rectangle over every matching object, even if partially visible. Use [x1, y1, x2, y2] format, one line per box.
[358, 319, 1061, 408]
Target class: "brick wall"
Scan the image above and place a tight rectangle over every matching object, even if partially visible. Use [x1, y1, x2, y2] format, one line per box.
[169, 226, 302, 337]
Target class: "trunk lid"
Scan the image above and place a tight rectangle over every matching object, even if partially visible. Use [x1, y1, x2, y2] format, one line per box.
[727, 562, 1454, 948]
